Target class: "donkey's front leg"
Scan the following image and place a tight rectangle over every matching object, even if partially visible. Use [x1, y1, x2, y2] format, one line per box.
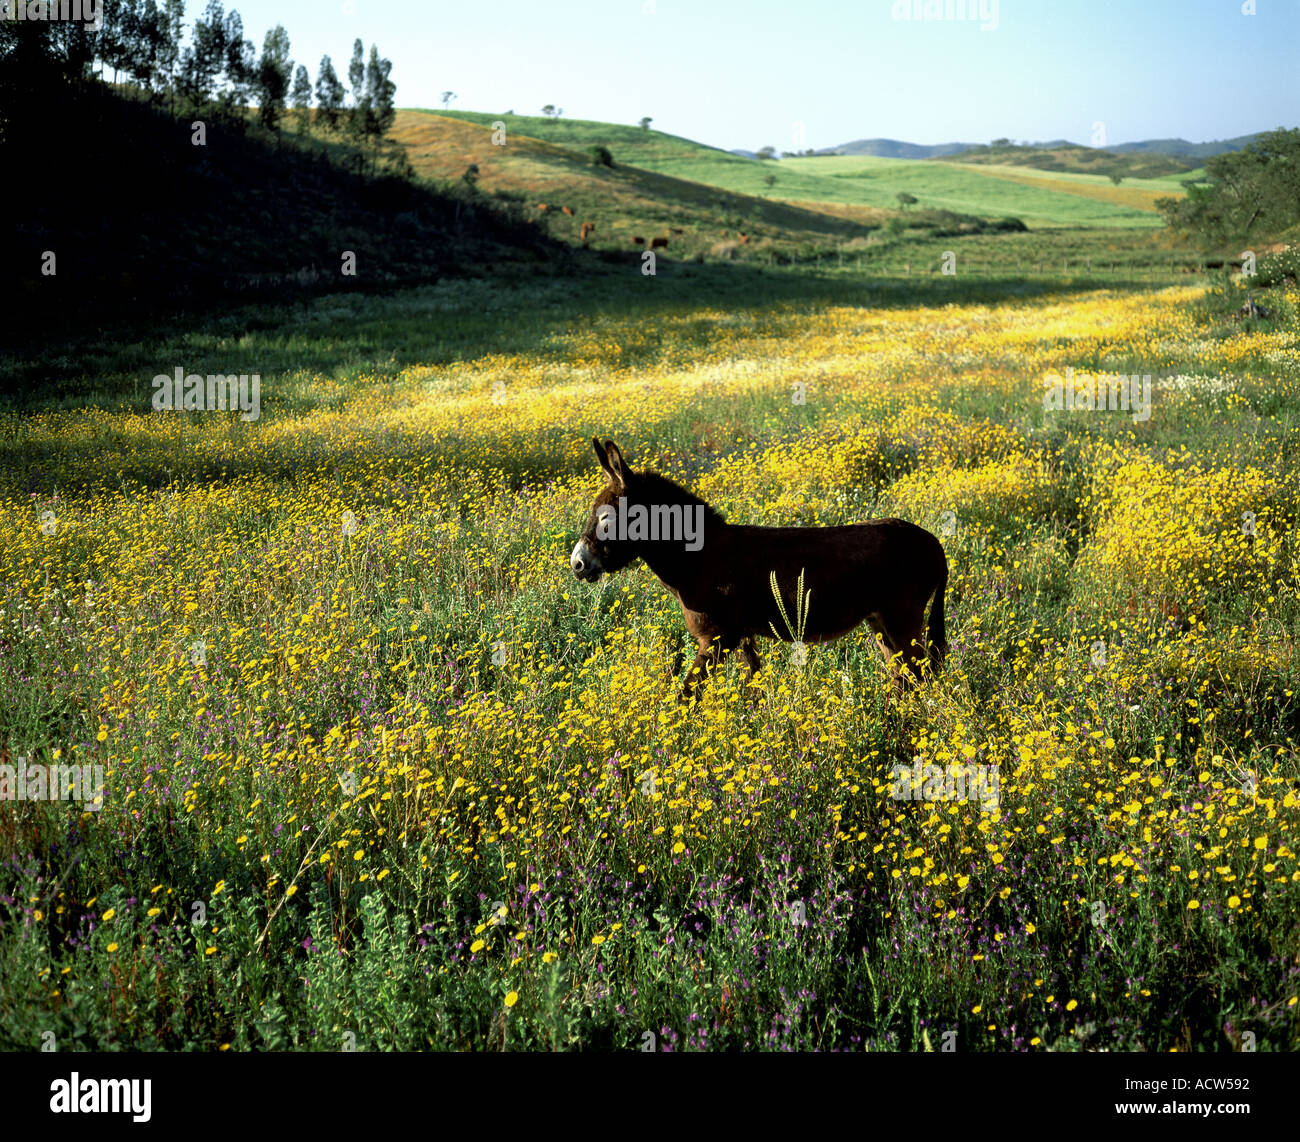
[679, 639, 726, 704]
[737, 637, 763, 702]
[665, 642, 685, 685]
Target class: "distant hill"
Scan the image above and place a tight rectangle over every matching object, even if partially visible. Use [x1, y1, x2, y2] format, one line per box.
[816, 133, 1267, 163]
[817, 138, 975, 159]
[948, 142, 1191, 179]
[1107, 134, 1262, 159]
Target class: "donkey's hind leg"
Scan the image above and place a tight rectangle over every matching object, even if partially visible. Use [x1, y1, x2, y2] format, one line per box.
[866, 612, 905, 683]
[882, 608, 929, 688]
[737, 637, 763, 703]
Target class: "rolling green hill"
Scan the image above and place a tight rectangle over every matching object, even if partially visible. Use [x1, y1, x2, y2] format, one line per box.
[404, 109, 1185, 232]
[1109, 133, 1261, 159]
[392, 109, 885, 255]
[769, 155, 1183, 229]
[948, 142, 1191, 179]
[414, 108, 741, 166]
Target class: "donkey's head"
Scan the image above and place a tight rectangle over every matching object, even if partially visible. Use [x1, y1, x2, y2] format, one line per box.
[571, 438, 639, 582]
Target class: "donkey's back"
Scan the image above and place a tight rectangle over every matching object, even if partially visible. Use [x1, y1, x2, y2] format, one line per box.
[718, 517, 947, 657]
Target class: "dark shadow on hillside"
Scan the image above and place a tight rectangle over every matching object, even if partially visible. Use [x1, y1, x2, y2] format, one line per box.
[0, 81, 571, 361]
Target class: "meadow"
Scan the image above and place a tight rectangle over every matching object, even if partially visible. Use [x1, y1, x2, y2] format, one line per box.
[1, 257, 1298, 1051]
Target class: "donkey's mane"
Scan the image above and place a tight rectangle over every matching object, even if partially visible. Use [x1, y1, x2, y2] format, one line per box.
[635, 470, 728, 527]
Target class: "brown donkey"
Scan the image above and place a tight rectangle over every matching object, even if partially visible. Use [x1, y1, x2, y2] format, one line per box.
[570, 439, 949, 700]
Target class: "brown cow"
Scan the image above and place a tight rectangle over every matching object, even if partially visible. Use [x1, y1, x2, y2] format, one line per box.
[537, 203, 549, 212]
[579, 221, 596, 245]
[561, 205, 575, 216]
[631, 236, 645, 245]
[670, 227, 684, 235]
[650, 236, 669, 250]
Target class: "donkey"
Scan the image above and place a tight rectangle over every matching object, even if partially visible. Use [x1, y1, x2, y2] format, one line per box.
[570, 439, 949, 701]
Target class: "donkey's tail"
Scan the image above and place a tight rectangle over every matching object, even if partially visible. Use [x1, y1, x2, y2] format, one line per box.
[927, 547, 949, 672]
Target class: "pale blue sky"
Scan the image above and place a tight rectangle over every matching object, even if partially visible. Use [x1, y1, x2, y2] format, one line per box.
[220, 0, 1299, 150]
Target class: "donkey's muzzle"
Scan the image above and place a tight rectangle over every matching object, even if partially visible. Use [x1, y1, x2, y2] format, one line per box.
[570, 539, 603, 582]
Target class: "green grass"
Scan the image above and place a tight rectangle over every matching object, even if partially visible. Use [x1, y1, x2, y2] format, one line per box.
[1, 258, 1297, 1051]
[2, 94, 1296, 1056]
[415, 108, 739, 165]
[948, 142, 1192, 180]
[771, 155, 1173, 227]
[392, 109, 884, 257]
[411, 109, 1182, 230]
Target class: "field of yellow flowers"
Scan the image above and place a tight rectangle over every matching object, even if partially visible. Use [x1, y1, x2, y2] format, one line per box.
[1, 266, 1298, 1050]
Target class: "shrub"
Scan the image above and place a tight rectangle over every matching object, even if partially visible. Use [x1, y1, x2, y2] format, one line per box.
[1254, 246, 1298, 287]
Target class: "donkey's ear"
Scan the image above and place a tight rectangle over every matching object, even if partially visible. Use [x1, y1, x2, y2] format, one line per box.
[593, 436, 614, 479]
[602, 440, 630, 487]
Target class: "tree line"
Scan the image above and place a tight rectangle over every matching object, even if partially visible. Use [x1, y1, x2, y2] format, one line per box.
[1156, 128, 1300, 247]
[1, 0, 395, 153]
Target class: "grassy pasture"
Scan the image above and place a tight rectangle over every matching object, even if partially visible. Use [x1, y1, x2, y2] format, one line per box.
[927, 161, 1195, 214]
[400, 110, 1185, 236]
[947, 142, 1193, 180]
[1, 254, 1298, 1051]
[389, 110, 880, 257]
[778, 155, 1175, 227]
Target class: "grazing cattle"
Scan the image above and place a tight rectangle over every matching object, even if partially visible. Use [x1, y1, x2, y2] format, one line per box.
[650, 236, 669, 250]
[631, 236, 646, 246]
[670, 227, 684, 235]
[570, 439, 949, 702]
[579, 221, 596, 245]
[561, 205, 575, 216]
[536, 203, 549, 212]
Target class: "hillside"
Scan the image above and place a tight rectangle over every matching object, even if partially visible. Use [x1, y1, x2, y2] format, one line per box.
[820, 138, 975, 158]
[395, 110, 1187, 233]
[0, 87, 564, 350]
[820, 133, 1264, 162]
[1109, 134, 1262, 159]
[947, 142, 1191, 179]
[421, 108, 742, 167]
[929, 162, 1197, 215]
[390, 109, 886, 255]
[754, 155, 1183, 229]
